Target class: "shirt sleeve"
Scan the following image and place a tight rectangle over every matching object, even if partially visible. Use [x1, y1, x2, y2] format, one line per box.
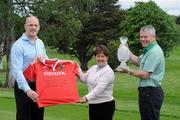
[11, 44, 30, 92]
[143, 52, 159, 72]
[42, 42, 48, 59]
[85, 69, 114, 100]
[78, 66, 88, 83]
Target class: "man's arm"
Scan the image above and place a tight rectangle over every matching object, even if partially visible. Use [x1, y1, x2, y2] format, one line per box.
[116, 67, 150, 80]
[129, 51, 140, 66]
[11, 43, 39, 102]
[11, 44, 31, 92]
[128, 69, 150, 80]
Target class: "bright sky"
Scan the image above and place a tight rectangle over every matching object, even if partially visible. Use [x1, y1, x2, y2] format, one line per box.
[117, 0, 180, 16]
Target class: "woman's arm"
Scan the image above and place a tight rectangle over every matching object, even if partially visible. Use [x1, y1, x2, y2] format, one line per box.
[78, 67, 88, 83]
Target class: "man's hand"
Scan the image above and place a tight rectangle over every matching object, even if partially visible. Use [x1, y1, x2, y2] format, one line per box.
[26, 89, 39, 103]
[37, 54, 45, 62]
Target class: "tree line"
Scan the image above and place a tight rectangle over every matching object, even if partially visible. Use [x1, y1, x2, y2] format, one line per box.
[0, 0, 179, 87]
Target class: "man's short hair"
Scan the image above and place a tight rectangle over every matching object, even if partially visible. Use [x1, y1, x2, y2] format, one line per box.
[140, 25, 156, 37]
[25, 16, 39, 24]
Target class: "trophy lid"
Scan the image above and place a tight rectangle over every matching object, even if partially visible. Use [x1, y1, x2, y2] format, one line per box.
[120, 36, 128, 44]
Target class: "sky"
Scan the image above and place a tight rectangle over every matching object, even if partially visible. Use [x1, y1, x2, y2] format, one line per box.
[117, 0, 180, 16]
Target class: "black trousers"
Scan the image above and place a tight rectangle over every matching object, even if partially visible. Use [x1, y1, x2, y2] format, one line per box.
[89, 100, 115, 120]
[138, 87, 164, 120]
[14, 81, 44, 120]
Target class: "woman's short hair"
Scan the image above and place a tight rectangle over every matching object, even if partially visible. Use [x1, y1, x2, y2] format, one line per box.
[95, 45, 109, 57]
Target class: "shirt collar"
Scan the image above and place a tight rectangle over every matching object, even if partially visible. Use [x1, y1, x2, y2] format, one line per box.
[97, 62, 108, 70]
[22, 33, 38, 42]
[143, 41, 157, 55]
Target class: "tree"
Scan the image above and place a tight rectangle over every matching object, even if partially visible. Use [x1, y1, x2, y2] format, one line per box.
[73, 0, 125, 70]
[34, 0, 83, 53]
[34, 0, 95, 70]
[107, 40, 119, 69]
[0, 0, 15, 87]
[176, 15, 180, 24]
[35, 0, 125, 70]
[120, 1, 178, 57]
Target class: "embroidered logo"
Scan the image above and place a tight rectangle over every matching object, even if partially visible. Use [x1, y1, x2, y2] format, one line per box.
[59, 64, 64, 70]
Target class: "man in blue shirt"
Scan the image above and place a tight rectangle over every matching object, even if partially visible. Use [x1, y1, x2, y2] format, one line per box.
[117, 25, 165, 120]
[11, 16, 48, 120]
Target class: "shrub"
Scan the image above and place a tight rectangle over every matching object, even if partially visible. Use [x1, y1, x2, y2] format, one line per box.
[107, 41, 119, 69]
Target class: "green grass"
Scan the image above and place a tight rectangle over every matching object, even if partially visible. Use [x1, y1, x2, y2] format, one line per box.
[0, 46, 180, 120]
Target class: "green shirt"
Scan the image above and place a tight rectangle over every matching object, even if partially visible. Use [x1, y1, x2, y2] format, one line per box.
[139, 41, 165, 87]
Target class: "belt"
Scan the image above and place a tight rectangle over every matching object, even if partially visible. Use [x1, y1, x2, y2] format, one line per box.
[138, 86, 161, 91]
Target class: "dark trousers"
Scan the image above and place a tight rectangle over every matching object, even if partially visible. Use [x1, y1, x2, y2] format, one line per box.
[138, 87, 164, 120]
[89, 100, 115, 120]
[14, 81, 44, 120]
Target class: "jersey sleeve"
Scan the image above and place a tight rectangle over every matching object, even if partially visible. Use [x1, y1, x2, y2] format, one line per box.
[23, 63, 36, 82]
[73, 62, 79, 77]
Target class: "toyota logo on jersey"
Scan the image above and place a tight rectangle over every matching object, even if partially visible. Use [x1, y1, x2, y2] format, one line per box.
[44, 71, 65, 76]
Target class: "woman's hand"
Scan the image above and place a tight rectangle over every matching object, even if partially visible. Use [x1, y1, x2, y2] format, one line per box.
[116, 66, 129, 73]
[80, 96, 88, 103]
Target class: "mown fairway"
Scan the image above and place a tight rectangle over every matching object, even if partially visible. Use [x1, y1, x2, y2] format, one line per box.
[0, 46, 180, 120]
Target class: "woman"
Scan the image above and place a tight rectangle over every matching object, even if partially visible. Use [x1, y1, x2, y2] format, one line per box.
[79, 45, 115, 120]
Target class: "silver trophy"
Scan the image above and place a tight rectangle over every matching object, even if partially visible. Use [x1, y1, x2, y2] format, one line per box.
[117, 36, 130, 69]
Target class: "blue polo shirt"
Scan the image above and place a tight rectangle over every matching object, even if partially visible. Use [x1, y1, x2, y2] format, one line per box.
[139, 41, 165, 87]
[11, 33, 48, 92]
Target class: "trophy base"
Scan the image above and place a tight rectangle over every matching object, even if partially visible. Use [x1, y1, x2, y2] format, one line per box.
[116, 65, 129, 72]
[120, 62, 129, 69]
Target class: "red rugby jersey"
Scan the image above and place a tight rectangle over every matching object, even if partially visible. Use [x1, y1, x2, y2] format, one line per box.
[23, 59, 80, 108]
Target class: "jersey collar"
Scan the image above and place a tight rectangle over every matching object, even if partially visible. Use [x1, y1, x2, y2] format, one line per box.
[143, 41, 157, 55]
